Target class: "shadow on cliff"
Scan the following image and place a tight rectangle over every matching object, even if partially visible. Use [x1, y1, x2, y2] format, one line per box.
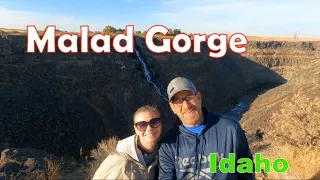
[134, 36, 287, 113]
[0, 35, 287, 158]
[0, 81, 108, 158]
[0, 35, 173, 158]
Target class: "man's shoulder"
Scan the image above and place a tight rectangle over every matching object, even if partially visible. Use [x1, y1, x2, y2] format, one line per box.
[207, 111, 241, 130]
[218, 114, 239, 125]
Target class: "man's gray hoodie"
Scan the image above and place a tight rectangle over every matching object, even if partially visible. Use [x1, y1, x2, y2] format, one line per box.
[158, 107, 255, 180]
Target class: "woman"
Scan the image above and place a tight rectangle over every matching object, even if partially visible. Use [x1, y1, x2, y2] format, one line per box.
[93, 105, 162, 180]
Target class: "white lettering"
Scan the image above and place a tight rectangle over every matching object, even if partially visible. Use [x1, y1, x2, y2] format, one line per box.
[175, 156, 183, 169]
[90, 34, 111, 53]
[172, 34, 191, 53]
[190, 157, 195, 165]
[58, 34, 78, 53]
[229, 33, 247, 53]
[81, 25, 89, 53]
[145, 25, 171, 53]
[27, 25, 55, 53]
[182, 157, 190, 166]
[207, 34, 227, 58]
[113, 25, 134, 53]
[193, 34, 207, 53]
[26, 25, 247, 58]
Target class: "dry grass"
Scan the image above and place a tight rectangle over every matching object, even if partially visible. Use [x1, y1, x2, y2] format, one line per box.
[86, 136, 119, 179]
[241, 71, 320, 179]
[252, 143, 320, 179]
[44, 158, 62, 180]
[267, 91, 320, 148]
[262, 91, 320, 178]
[23, 158, 61, 180]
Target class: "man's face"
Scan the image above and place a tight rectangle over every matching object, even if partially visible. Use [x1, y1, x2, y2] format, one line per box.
[169, 90, 203, 127]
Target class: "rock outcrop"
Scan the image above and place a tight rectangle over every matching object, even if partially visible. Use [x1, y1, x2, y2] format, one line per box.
[0, 148, 60, 180]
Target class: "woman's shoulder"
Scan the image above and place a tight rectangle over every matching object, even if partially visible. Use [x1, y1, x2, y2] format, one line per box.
[105, 151, 131, 162]
[98, 151, 128, 167]
[93, 151, 148, 179]
[92, 152, 129, 179]
[108, 150, 142, 167]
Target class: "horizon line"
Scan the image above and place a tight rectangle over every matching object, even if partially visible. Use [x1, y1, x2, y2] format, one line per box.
[1, 27, 320, 40]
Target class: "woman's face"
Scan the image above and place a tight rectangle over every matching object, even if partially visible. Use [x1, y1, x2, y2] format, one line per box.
[134, 111, 162, 144]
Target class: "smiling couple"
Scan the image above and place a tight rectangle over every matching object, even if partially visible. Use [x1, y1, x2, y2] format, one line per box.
[93, 77, 255, 180]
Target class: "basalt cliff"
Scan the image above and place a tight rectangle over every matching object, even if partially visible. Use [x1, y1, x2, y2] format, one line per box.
[0, 33, 295, 179]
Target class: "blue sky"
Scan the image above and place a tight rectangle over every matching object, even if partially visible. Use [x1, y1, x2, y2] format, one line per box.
[0, 0, 319, 37]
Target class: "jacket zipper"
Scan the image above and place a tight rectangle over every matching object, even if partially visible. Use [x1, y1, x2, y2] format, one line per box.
[196, 135, 204, 179]
[194, 137, 199, 177]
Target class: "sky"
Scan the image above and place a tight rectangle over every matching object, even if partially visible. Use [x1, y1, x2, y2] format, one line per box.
[0, 0, 319, 38]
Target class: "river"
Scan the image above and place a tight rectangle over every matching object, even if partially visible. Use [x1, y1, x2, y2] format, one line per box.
[225, 83, 280, 120]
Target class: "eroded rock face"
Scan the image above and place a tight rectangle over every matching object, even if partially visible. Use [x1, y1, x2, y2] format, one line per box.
[1, 148, 58, 161]
[0, 36, 12, 56]
[0, 35, 286, 159]
[134, 36, 286, 112]
[0, 35, 174, 158]
[0, 148, 60, 180]
[0, 81, 108, 158]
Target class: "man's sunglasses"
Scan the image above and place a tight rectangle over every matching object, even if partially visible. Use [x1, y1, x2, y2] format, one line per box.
[134, 118, 161, 131]
[171, 93, 197, 107]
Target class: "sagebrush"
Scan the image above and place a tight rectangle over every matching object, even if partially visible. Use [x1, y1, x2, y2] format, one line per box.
[86, 136, 119, 179]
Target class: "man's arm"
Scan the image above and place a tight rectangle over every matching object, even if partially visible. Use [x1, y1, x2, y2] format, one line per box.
[158, 143, 177, 180]
[236, 125, 256, 180]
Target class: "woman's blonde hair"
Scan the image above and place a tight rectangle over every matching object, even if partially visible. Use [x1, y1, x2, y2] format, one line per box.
[132, 105, 160, 123]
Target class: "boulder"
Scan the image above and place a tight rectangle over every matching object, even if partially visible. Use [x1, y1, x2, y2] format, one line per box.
[0, 148, 60, 179]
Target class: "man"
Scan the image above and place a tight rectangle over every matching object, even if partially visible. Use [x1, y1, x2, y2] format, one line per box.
[158, 77, 255, 180]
